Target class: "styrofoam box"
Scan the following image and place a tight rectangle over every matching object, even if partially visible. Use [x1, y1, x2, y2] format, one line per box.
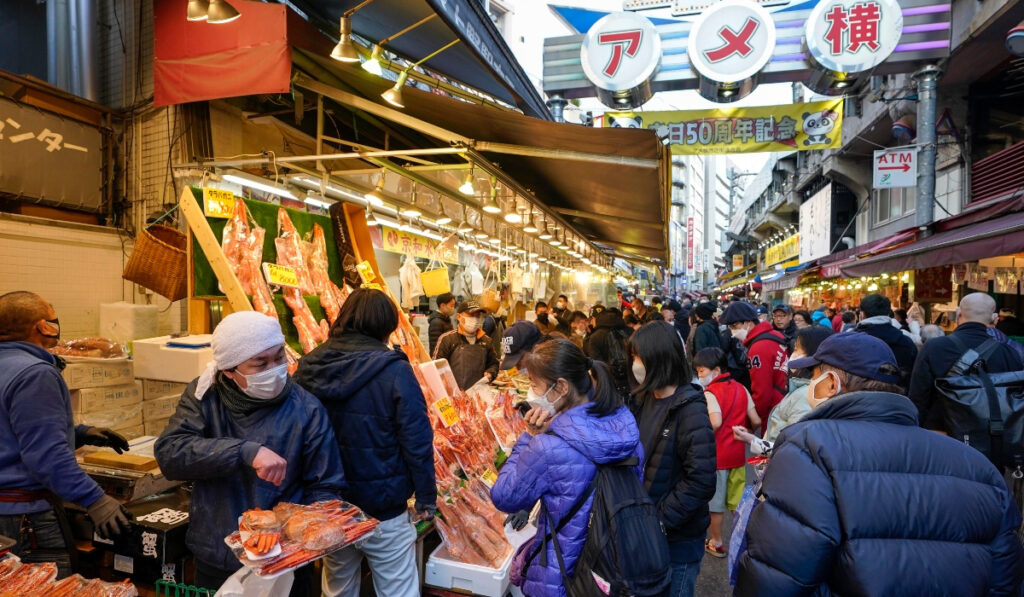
[133, 336, 214, 383]
[424, 544, 515, 597]
[71, 382, 143, 414]
[76, 403, 143, 430]
[142, 380, 187, 401]
[99, 302, 159, 345]
[62, 359, 135, 390]
[142, 395, 180, 422]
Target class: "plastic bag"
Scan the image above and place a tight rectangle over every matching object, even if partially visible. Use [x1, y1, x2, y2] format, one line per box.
[728, 485, 760, 586]
[215, 567, 294, 597]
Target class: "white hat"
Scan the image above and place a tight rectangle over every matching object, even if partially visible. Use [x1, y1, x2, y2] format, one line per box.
[195, 311, 285, 399]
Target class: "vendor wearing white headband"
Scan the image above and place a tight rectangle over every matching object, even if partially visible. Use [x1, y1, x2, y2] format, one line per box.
[155, 311, 346, 594]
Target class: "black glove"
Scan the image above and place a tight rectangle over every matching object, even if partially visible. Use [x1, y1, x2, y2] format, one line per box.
[88, 495, 131, 539]
[414, 501, 437, 521]
[504, 510, 530, 531]
[82, 427, 130, 454]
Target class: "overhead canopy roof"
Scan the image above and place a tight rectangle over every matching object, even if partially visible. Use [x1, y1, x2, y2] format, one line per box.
[285, 0, 550, 119]
[293, 50, 671, 263]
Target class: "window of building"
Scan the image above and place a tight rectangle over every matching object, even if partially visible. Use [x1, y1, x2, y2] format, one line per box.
[873, 186, 916, 226]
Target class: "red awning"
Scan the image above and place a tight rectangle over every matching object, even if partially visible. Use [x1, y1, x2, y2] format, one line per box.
[818, 229, 917, 278]
[840, 211, 1024, 277]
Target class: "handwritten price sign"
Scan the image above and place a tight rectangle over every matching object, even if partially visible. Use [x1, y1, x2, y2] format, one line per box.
[433, 396, 460, 428]
[263, 263, 299, 288]
[203, 187, 236, 218]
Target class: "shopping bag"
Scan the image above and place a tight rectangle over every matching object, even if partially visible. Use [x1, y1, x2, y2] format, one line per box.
[214, 566, 294, 596]
[420, 245, 451, 296]
[727, 484, 760, 586]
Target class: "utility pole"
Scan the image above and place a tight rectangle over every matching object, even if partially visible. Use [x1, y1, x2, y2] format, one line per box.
[914, 65, 942, 236]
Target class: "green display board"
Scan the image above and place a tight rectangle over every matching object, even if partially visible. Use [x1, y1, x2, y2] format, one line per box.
[189, 187, 344, 351]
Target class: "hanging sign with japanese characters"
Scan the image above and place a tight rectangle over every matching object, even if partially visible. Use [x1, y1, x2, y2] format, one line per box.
[805, 0, 903, 75]
[0, 96, 103, 210]
[369, 223, 459, 264]
[604, 97, 843, 155]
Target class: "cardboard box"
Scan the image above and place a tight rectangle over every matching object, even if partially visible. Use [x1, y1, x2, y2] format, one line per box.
[94, 490, 190, 578]
[76, 403, 142, 430]
[70, 382, 142, 414]
[62, 359, 134, 390]
[144, 417, 170, 437]
[116, 424, 146, 441]
[142, 395, 179, 421]
[141, 379, 187, 401]
[133, 336, 213, 383]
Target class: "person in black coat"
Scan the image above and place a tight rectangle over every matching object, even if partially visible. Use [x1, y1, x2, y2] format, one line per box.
[689, 302, 722, 356]
[908, 292, 1024, 431]
[770, 304, 797, 350]
[736, 333, 1024, 596]
[660, 299, 689, 347]
[628, 322, 716, 597]
[854, 293, 917, 391]
[584, 309, 633, 403]
[294, 288, 435, 597]
[427, 292, 455, 355]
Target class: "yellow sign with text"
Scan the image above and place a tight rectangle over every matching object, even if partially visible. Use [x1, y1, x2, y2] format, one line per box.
[203, 187, 236, 218]
[766, 234, 800, 266]
[262, 263, 299, 288]
[732, 255, 744, 271]
[374, 225, 459, 264]
[433, 396, 460, 428]
[605, 98, 843, 155]
[480, 468, 499, 488]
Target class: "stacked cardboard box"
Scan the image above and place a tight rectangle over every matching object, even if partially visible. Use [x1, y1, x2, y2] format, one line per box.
[139, 379, 186, 437]
[65, 361, 144, 440]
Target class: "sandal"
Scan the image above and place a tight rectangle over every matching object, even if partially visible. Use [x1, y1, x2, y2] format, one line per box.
[705, 539, 727, 558]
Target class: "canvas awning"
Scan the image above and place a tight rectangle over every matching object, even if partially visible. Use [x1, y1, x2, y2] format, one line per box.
[818, 230, 917, 279]
[841, 211, 1024, 277]
[291, 52, 671, 262]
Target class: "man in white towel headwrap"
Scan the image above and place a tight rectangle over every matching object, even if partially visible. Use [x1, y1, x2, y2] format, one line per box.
[155, 311, 346, 594]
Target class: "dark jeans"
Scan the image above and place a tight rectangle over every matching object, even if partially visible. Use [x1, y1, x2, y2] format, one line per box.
[668, 539, 704, 597]
[0, 509, 70, 578]
[195, 560, 314, 596]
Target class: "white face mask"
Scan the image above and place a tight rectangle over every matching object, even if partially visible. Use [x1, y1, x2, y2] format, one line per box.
[632, 359, 646, 385]
[239, 363, 289, 400]
[526, 383, 560, 416]
[461, 316, 481, 334]
[806, 370, 840, 409]
[732, 326, 750, 342]
[698, 373, 714, 387]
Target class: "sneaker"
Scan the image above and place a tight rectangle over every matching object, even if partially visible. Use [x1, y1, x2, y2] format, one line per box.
[705, 539, 727, 558]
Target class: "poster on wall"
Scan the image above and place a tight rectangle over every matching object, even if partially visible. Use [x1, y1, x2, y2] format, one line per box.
[799, 186, 832, 263]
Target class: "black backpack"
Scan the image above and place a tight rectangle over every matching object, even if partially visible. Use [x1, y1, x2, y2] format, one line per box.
[526, 431, 670, 597]
[935, 337, 1024, 470]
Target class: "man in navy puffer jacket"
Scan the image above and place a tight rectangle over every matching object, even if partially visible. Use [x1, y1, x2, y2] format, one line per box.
[735, 333, 1024, 596]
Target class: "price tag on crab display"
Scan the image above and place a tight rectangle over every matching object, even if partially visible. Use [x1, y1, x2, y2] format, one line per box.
[263, 263, 299, 288]
[362, 283, 383, 291]
[203, 187, 236, 218]
[356, 261, 377, 284]
[480, 468, 499, 488]
[434, 396, 460, 428]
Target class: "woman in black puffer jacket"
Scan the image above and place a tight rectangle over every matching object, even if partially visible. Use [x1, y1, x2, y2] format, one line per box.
[583, 309, 633, 404]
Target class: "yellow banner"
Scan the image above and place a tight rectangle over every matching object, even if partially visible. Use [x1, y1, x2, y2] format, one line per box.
[766, 234, 800, 266]
[605, 98, 843, 155]
[374, 226, 459, 264]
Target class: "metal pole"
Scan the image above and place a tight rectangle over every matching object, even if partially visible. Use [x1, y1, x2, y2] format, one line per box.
[546, 94, 568, 123]
[914, 64, 942, 234]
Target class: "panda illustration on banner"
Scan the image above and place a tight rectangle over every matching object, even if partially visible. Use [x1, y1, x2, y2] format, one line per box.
[802, 109, 839, 146]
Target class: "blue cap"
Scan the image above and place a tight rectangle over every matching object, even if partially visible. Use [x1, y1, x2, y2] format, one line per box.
[720, 302, 758, 325]
[500, 321, 542, 370]
[788, 333, 900, 383]
[756, 306, 769, 315]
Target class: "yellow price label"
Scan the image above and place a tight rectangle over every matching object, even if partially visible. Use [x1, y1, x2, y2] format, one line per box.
[480, 468, 499, 488]
[356, 261, 377, 284]
[203, 188, 236, 218]
[362, 283, 383, 291]
[263, 263, 299, 288]
[433, 396, 460, 428]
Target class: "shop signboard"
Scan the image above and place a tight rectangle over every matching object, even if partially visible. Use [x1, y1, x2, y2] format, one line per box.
[733, 254, 744, 270]
[804, 0, 903, 75]
[686, 217, 695, 277]
[873, 147, 917, 188]
[766, 234, 800, 266]
[604, 98, 843, 155]
[687, 0, 775, 100]
[0, 96, 102, 210]
[580, 11, 662, 107]
[800, 186, 833, 263]
[371, 224, 459, 264]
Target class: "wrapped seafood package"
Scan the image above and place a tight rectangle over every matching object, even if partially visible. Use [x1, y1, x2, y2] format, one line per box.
[225, 500, 379, 578]
[49, 337, 128, 360]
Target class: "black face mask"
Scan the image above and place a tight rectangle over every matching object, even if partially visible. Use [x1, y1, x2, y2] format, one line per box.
[40, 318, 60, 340]
[537, 313, 549, 324]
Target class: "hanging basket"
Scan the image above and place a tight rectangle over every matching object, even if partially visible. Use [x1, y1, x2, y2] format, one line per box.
[122, 224, 188, 301]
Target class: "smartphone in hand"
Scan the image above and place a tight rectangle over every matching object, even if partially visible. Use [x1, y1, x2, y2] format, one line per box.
[515, 401, 532, 418]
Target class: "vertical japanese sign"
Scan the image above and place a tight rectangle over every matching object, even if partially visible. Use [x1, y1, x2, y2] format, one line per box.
[733, 254, 744, 270]
[0, 96, 102, 209]
[686, 217, 695, 278]
[799, 186, 833, 263]
[604, 98, 843, 155]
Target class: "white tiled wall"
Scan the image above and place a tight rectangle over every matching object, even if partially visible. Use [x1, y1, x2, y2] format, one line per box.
[0, 214, 183, 340]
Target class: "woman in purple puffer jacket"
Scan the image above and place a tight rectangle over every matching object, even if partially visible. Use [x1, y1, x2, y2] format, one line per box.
[491, 338, 643, 597]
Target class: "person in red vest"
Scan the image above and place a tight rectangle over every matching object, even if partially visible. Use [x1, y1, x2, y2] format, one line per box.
[720, 302, 788, 435]
[694, 347, 761, 559]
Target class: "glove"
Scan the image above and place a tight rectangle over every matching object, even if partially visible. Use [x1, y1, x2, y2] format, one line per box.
[414, 501, 437, 521]
[504, 510, 530, 531]
[88, 495, 131, 539]
[82, 427, 130, 454]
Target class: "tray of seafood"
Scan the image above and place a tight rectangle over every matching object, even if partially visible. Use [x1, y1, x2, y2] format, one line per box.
[224, 500, 379, 578]
[0, 555, 137, 596]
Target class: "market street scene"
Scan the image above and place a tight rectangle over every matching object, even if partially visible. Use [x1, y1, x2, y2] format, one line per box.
[1, 0, 1024, 595]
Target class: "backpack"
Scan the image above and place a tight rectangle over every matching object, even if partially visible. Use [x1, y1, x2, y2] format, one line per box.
[526, 432, 671, 597]
[935, 337, 1024, 470]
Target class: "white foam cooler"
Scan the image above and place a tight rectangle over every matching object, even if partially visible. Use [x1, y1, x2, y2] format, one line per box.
[99, 302, 159, 345]
[424, 544, 516, 597]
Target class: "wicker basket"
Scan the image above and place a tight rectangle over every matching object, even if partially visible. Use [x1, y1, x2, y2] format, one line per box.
[122, 224, 188, 301]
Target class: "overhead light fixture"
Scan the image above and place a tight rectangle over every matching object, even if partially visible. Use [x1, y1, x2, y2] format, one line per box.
[474, 230, 489, 239]
[223, 172, 296, 199]
[482, 178, 501, 214]
[538, 219, 552, 240]
[435, 213, 452, 225]
[380, 39, 460, 108]
[523, 210, 538, 233]
[456, 221, 472, 233]
[362, 45, 385, 76]
[366, 208, 379, 227]
[402, 183, 421, 217]
[331, 17, 360, 63]
[207, 0, 240, 24]
[187, 0, 209, 21]
[460, 168, 476, 196]
[365, 172, 386, 206]
[504, 208, 522, 224]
